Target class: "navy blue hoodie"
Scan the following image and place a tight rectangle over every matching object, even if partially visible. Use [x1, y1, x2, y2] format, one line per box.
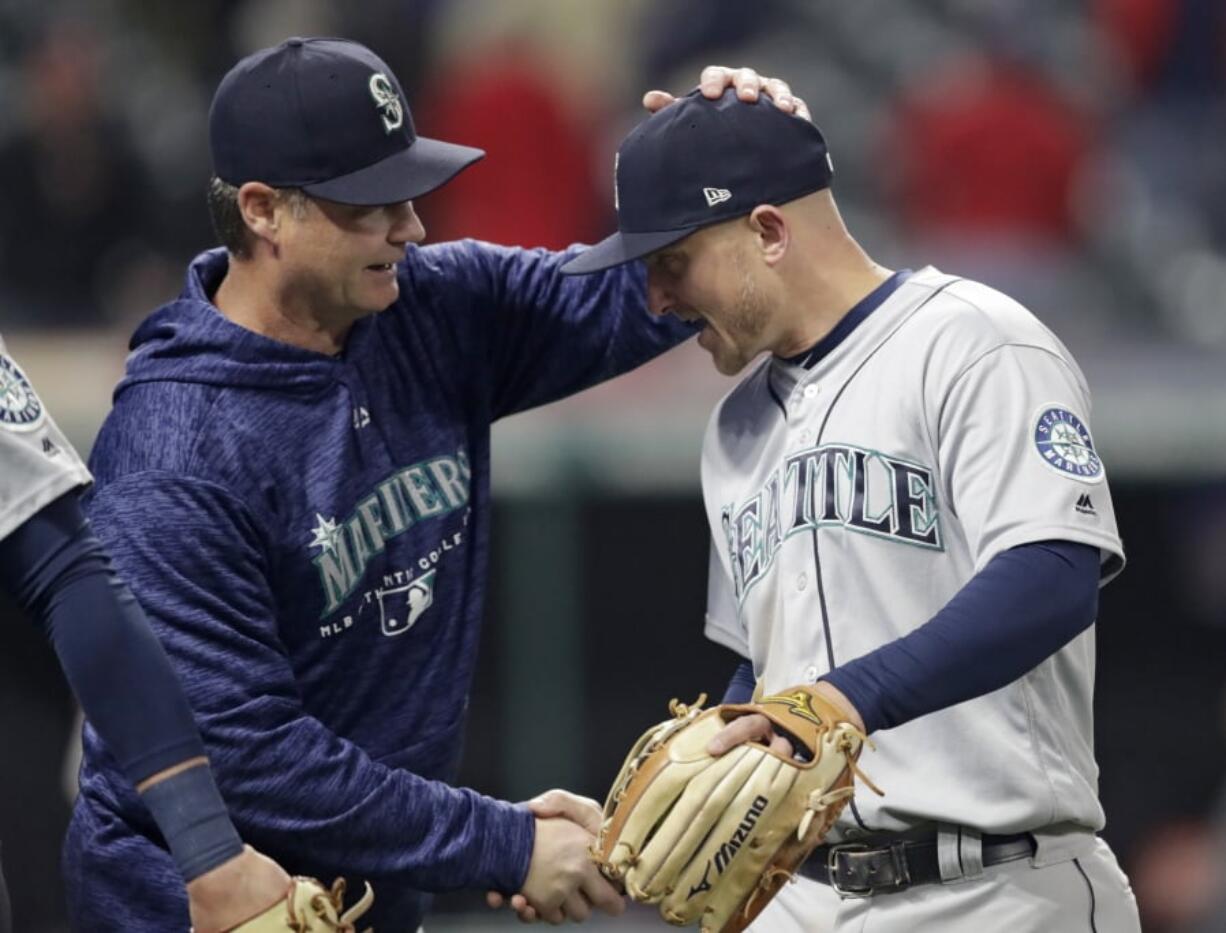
[63, 241, 689, 931]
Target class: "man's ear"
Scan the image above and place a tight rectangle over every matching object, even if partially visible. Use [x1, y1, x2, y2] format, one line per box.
[747, 205, 789, 266]
[236, 182, 284, 247]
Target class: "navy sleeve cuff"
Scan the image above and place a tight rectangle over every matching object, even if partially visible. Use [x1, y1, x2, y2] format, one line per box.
[139, 764, 244, 882]
[477, 798, 537, 894]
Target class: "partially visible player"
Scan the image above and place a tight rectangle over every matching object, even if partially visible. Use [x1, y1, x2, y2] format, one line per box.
[562, 89, 1141, 932]
[0, 337, 294, 933]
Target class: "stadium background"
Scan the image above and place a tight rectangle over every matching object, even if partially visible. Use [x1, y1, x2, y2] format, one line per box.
[1, 0, 1224, 929]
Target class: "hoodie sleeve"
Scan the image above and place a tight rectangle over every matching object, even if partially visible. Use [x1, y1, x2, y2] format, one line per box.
[410, 240, 695, 420]
[85, 471, 534, 893]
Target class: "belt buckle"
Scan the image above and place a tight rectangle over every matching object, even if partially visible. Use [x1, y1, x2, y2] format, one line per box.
[826, 843, 873, 898]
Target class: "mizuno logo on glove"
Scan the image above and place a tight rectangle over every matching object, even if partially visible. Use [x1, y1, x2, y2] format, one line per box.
[688, 794, 770, 899]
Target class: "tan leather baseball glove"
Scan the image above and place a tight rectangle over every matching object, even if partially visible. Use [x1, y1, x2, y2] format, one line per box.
[224, 876, 374, 933]
[594, 686, 880, 932]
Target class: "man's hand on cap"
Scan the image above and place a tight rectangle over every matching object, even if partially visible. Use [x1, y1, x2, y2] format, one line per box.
[642, 66, 810, 120]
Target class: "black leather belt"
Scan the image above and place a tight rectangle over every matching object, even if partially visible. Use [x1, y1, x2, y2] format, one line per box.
[800, 832, 1036, 897]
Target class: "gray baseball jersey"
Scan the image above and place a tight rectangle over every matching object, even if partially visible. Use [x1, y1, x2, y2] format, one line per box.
[0, 334, 91, 542]
[702, 267, 1124, 841]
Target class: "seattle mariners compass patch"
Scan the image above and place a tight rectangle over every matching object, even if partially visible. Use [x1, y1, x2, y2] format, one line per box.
[0, 353, 44, 432]
[1031, 405, 1103, 483]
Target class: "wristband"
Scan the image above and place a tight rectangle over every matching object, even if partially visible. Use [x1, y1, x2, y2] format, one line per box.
[140, 764, 244, 882]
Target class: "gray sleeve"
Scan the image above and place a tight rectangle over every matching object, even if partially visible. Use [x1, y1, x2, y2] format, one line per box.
[0, 340, 91, 542]
[935, 342, 1124, 582]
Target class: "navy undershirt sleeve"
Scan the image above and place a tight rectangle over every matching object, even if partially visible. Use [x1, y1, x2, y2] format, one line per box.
[822, 540, 1100, 734]
[722, 659, 756, 704]
[0, 493, 245, 880]
[0, 492, 207, 783]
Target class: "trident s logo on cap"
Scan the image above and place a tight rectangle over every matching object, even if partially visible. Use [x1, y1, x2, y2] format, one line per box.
[368, 73, 403, 133]
[561, 89, 833, 275]
[209, 37, 484, 205]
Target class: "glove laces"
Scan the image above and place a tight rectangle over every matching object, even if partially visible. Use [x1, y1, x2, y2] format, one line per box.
[286, 878, 375, 933]
[667, 693, 708, 718]
[796, 727, 884, 841]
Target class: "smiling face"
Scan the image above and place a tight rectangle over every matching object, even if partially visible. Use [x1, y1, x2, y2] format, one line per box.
[274, 196, 426, 325]
[644, 223, 775, 376]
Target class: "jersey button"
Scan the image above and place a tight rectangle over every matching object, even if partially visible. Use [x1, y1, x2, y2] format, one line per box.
[803, 665, 819, 683]
[799, 429, 812, 445]
[802, 384, 819, 399]
[796, 572, 808, 591]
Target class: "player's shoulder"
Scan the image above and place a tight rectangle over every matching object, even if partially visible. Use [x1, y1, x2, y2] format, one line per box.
[904, 267, 1071, 361]
[401, 238, 603, 292]
[396, 239, 535, 317]
[402, 238, 488, 276]
[401, 238, 550, 282]
[92, 381, 239, 481]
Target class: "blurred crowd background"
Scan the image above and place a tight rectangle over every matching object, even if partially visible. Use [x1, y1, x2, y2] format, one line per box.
[1, 0, 1224, 930]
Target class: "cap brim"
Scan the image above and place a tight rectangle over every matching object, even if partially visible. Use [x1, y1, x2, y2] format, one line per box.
[560, 228, 697, 275]
[303, 136, 485, 205]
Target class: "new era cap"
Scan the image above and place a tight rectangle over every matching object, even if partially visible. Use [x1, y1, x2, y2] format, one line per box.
[209, 37, 484, 205]
[561, 88, 832, 275]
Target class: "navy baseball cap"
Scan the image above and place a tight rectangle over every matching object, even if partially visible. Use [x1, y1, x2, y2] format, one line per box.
[561, 88, 833, 275]
[209, 37, 484, 205]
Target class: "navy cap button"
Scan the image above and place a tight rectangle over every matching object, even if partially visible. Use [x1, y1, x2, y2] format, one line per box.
[286, 37, 304, 47]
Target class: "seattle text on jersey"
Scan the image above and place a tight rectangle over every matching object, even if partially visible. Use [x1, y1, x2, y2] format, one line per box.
[721, 442, 942, 603]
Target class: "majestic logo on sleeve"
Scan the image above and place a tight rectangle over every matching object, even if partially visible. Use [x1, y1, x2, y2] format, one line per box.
[368, 73, 404, 133]
[309, 449, 470, 619]
[1032, 406, 1103, 483]
[0, 354, 44, 431]
[723, 443, 941, 604]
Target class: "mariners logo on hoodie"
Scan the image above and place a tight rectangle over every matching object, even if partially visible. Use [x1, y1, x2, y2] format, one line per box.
[309, 449, 471, 619]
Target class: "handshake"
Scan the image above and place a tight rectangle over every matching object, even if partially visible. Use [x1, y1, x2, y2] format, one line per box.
[487, 685, 876, 930]
[486, 789, 624, 924]
[485, 784, 622, 926]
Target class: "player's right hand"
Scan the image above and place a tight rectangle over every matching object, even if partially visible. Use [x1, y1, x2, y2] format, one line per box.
[186, 845, 292, 933]
[707, 682, 867, 758]
[706, 711, 796, 758]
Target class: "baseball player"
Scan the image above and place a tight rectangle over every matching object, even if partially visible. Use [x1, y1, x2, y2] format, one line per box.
[58, 37, 802, 931]
[561, 89, 1141, 931]
[0, 336, 299, 932]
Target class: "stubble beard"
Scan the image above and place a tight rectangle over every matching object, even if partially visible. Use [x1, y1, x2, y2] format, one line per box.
[717, 249, 770, 375]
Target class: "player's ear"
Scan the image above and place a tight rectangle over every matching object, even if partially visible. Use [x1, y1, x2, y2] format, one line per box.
[747, 205, 788, 267]
[236, 182, 284, 248]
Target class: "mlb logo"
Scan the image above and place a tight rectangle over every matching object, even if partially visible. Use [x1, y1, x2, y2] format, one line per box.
[377, 570, 436, 636]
